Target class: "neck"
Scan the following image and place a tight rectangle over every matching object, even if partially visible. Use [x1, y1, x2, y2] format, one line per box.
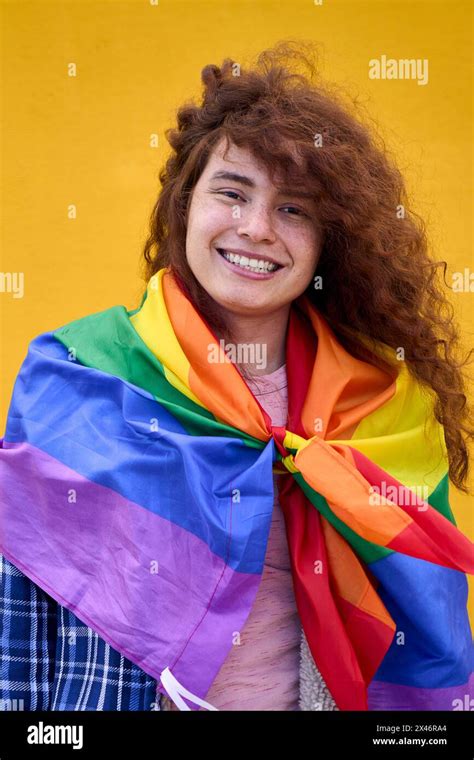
[217, 306, 290, 377]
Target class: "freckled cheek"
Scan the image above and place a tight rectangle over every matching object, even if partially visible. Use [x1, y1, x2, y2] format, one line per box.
[187, 207, 226, 257]
[192, 203, 230, 233]
[285, 231, 319, 271]
[208, 208, 235, 237]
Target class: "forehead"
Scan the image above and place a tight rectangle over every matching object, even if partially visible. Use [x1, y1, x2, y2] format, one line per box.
[205, 137, 304, 188]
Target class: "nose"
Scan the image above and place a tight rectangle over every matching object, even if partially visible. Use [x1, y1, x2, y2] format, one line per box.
[236, 203, 277, 243]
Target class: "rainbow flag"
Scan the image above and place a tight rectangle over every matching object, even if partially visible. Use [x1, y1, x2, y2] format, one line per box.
[0, 268, 472, 711]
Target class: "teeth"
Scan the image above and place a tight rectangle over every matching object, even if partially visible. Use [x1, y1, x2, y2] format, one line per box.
[219, 250, 278, 273]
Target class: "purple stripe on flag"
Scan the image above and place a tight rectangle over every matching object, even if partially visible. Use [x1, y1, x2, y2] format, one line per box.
[0, 441, 261, 703]
[368, 672, 474, 710]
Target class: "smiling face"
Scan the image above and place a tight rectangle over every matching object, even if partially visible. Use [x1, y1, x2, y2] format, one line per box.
[185, 138, 324, 321]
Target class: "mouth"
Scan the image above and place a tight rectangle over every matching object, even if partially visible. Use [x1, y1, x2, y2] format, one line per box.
[215, 248, 284, 279]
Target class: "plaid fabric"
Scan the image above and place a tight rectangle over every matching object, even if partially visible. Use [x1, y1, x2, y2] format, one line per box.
[0, 554, 161, 711]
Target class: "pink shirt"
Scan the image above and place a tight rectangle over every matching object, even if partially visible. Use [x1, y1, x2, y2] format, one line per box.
[162, 363, 301, 711]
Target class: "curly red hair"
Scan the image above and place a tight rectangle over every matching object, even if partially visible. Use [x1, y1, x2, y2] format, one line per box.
[141, 40, 474, 494]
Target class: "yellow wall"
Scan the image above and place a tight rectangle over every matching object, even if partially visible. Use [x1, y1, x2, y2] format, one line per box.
[1, 0, 472, 617]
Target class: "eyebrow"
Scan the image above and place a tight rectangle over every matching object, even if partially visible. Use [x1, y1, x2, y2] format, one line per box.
[209, 170, 316, 200]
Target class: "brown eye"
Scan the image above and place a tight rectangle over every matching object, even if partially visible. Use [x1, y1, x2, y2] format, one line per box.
[217, 190, 244, 201]
[282, 206, 306, 216]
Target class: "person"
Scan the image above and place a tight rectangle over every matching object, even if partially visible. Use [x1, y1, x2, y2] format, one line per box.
[1, 41, 473, 712]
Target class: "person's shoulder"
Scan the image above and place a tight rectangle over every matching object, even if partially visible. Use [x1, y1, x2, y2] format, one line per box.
[28, 303, 124, 349]
[21, 303, 131, 370]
